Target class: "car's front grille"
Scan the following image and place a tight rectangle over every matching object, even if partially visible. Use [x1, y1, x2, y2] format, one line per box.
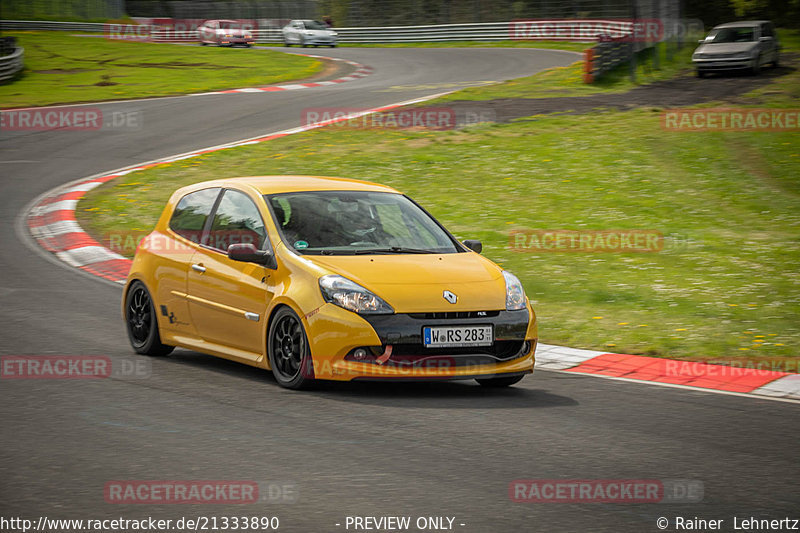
[407, 311, 500, 320]
[391, 340, 526, 360]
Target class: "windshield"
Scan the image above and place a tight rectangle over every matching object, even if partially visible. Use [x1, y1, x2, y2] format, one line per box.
[218, 20, 246, 30]
[706, 27, 756, 43]
[304, 21, 330, 30]
[266, 191, 460, 255]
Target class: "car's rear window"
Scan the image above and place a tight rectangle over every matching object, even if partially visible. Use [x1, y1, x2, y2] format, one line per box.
[169, 188, 220, 243]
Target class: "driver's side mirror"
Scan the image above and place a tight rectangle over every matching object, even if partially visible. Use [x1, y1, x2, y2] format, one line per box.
[463, 240, 482, 253]
[227, 243, 276, 268]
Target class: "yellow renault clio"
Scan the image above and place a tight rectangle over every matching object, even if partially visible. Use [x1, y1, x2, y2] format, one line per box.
[123, 176, 537, 389]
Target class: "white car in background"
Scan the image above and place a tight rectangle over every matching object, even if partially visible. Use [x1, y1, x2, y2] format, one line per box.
[282, 20, 337, 47]
[692, 20, 780, 77]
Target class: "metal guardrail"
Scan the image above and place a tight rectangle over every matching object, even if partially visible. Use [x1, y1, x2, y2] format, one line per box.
[583, 37, 633, 82]
[0, 20, 105, 32]
[0, 46, 24, 83]
[1, 19, 616, 43]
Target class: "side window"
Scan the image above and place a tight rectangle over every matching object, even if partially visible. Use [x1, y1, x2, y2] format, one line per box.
[207, 189, 268, 252]
[169, 188, 221, 244]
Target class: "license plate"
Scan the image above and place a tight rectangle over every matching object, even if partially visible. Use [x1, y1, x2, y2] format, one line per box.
[423, 325, 493, 348]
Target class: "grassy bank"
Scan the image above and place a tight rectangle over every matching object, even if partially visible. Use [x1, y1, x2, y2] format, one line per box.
[77, 35, 800, 362]
[0, 32, 322, 108]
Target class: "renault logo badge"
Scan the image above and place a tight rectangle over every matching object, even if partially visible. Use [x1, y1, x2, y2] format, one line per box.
[443, 290, 457, 304]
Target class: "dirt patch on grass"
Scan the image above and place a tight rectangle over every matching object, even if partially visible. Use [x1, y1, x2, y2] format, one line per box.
[446, 54, 798, 123]
[112, 61, 246, 69]
[33, 68, 102, 74]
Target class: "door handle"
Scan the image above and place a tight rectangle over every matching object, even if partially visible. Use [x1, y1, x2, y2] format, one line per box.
[191, 264, 206, 273]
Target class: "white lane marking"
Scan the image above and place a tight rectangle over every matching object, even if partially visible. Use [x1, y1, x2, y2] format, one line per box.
[64, 181, 103, 193]
[534, 343, 605, 370]
[752, 374, 800, 399]
[30, 220, 83, 237]
[275, 84, 308, 90]
[33, 199, 78, 215]
[56, 246, 126, 267]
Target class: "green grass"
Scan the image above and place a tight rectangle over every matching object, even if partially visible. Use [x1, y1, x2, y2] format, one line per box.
[436, 42, 697, 101]
[79, 118, 800, 363]
[0, 32, 322, 108]
[77, 32, 800, 363]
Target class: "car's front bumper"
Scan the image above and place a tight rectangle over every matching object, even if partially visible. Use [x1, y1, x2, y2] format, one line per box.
[220, 35, 254, 45]
[302, 304, 536, 381]
[693, 58, 756, 71]
[305, 36, 337, 45]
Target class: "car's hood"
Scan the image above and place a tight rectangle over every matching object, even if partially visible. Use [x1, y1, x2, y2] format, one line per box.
[308, 253, 507, 312]
[695, 42, 757, 55]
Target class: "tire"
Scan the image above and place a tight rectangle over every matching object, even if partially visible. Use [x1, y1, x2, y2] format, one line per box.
[200, 41, 207, 46]
[268, 307, 315, 390]
[772, 52, 779, 68]
[696, 70, 705, 78]
[330, 44, 337, 48]
[301, 38, 309, 48]
[476, 374, 525, 388]
[751, 55, 761, 75]
[284, 41, 291, 47]
[125, 281, 174, 356]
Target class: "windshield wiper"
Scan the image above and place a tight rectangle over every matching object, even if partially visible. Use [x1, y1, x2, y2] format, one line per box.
[353, 246, 432, 255]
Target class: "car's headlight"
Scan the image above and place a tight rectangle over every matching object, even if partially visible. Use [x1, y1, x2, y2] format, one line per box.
[319, 275, 394, 315]
[503, 271, 527, 311]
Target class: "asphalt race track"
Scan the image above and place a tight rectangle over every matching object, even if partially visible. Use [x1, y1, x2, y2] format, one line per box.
[1, 47, 798, 532]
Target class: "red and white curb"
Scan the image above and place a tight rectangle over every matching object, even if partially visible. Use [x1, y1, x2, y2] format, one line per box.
[23, 91, 799, 402]
[536, 343, 800, 401]
[194, 55, 372, 95]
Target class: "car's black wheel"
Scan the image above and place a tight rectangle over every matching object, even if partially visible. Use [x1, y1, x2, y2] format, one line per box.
[268, 307, 314, 389]
[284, 41, 291, 47]
[476, 374, 525, 388]
[696, 69, 705, 78]
[330, 44, 337, 48]
[772, 52, 779, 68]
[125, 281, 174, 356]
[301, 38, 309, 48]
[200, 41, 207, 46]
[751, 54, 762, 75]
